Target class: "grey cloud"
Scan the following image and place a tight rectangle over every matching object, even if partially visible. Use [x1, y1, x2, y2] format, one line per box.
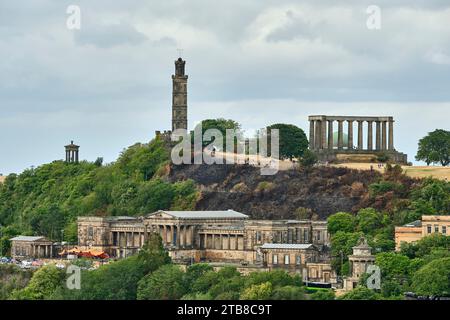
[74, 22, 148, 48]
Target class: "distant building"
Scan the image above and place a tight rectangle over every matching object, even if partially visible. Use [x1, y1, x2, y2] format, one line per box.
[10, 236, 54, 259]
[395, 215, 450, 250]
[172, 57, 188, 132]
[77, 210, 335, 284]
[343, 237, 375, 291]
[65, 140, 80, 163]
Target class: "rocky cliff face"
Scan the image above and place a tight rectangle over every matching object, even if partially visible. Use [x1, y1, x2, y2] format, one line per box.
[168, 164, 383, 220]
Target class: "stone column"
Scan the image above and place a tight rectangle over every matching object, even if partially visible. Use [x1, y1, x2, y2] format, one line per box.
[338, 120, 344, 150]
[347, 120, 353, 149]
[382, 121, 387, 150]
[388, 119, 394, 150]
[228, 235, 231, 250]
[176, 225, 180, 247]
[314, 120, 321, 150]
[367, 121, 373, 151]
[357, 121, 363, 150]
[376, 121, 381, 150]
[328, 120, 334, 149]
[321, 120, 327, 149]
[162, 225, 167, 244]
[309, 120, 315, 149]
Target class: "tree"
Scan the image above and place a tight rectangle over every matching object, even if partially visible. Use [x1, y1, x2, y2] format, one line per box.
[10, 265, 64, 300]
[409, 178, 450, 215]
[375, 252, 412, 279]
[299, 149, 318, 167]
[416, 129, 450, 166]
[356, 208, 385, 235]
[245, 270, 302, 288]
[240, 282, 272, 300]
[271, 285, 306, 300]
[330, 231, 363, 275]
[411, 257, 450, 297]
[193, 118, 242, 150]
[400, 234, 450, 259]
[338, 286, 381, 300]
[183, 263, 213, 289]
[327, 212, 356, 234]
[309, 289, 335, 300]
[266, 124, 309, 160]
[137, 264, 186, 300]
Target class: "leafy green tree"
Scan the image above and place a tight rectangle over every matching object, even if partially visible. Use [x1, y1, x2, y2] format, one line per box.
[411, 257, 450, 297]
[137, 264, 186, 300]
[240, 282, 273, 300]
[266, 124, 309, 160]
[356, 208, 386, 235]
[193, 118, 242, 150]
[10, 265, 64, 300]
[338, 286, 381, 300]
[400, 234, 450, 259]
[327, 212, 355, 234]
[0, 264, 32, 300]
[58, 233, 171, 300]
[375, 252, 411, 278]
[330, 231, 363, 275]
[309, 289, 335, 300]
[409, 178, 450, 215]
[416, 129, 450, 166]
[244, 270, 301, 288]
[271, 285, 306, 300]
[183, 263, 213, 289]
[299, 149, 318, 167]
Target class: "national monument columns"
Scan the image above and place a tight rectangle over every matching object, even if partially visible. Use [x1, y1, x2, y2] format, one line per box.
[307, 115, 406, 164]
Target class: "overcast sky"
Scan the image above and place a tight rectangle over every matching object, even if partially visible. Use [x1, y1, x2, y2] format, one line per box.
[0, 0, 449, 174]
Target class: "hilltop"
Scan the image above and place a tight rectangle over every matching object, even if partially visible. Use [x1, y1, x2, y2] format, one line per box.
[167, 163, 420, 220]
[0, 137, 448, 249]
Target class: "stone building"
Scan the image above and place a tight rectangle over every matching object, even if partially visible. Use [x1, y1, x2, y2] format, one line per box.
[77, 210, 334, 284]
[308, 115, 407, 164]
[10, 236, 54, 259]
[65, 141, 80, 163]
[395, 215, 450, 250]
[172, 57, 188, 131]
[343, 237, 375, 291]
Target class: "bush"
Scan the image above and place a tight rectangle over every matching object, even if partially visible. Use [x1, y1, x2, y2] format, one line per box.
[137, 264, 186, 300]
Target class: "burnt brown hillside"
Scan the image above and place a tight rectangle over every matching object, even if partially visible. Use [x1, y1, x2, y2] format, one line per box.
[168, 164, 398, 220]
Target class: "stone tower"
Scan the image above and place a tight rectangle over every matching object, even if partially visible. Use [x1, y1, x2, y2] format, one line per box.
[65, 141, 79, 163]
[343, 236, 375, 290]
[172, 57, 188, 131]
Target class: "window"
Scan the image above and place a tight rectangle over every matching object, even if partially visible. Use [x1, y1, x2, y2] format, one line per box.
[427, 225, 432, 234]
[88, 227, 94, 239]
[435, 225, 439, 233]
[296, 255, 301, 265]
[317, 231, 321, 241]
[442, 226, 447, 235]
[256, 231, 261, 243]
[284, 254, 290, 265]
[273, 254, 278, 265]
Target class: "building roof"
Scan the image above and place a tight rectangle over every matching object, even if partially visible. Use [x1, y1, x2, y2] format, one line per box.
[149, 210, 248, 219]
[260, 243, 315, 250]
[403, 220, 422, 227]
[9, 236, 48, 242]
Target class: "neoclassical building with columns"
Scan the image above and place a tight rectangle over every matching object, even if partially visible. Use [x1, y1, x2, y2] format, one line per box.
[308, 115, 407, 164]
[77, 210, 335, 284]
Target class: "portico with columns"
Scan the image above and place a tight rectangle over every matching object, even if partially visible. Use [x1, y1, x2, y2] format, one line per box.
[308, 115, 407, 163]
